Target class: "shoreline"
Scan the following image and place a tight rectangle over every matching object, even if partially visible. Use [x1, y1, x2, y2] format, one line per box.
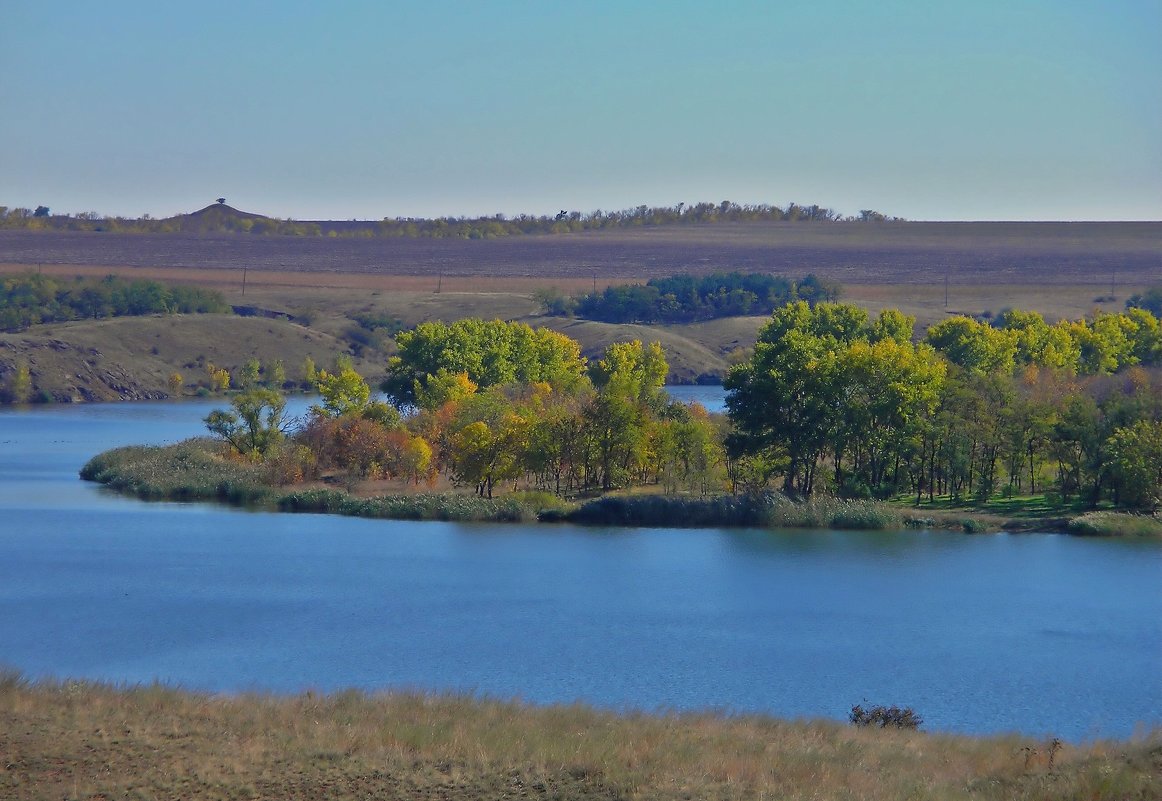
[79, 439, 1162, 537]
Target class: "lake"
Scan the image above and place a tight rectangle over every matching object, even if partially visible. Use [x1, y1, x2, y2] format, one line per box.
[1, 394, 1159, 741]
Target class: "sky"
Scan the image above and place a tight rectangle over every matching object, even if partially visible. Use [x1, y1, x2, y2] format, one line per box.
[2, 1, 1160, 221]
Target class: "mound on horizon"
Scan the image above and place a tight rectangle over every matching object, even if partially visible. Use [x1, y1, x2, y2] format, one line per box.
[169, 203, 273, 232]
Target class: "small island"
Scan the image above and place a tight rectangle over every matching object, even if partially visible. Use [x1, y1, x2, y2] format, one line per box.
[81, 306, 1162, 537]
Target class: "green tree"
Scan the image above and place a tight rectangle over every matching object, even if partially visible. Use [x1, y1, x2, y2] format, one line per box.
[384, 319, 586, 406]
[997, 309, 1079, 370]
[300, 356, 318, 388]
[312, 366, 372, 417]
[236, 357, 261, 390]
[205, 388, 287, 456]
[413, 369, 478, 411]
[265, 359, 287, 389]
[725, 303, 850, 494]
[728, 302, 945, 496]
[584, 340, 670, 491]
[1105, 420, 1162, 511]
[926, 316, 1017, 374]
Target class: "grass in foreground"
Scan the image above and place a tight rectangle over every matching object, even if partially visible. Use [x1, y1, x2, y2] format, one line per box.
[1, 672, 1158, 801]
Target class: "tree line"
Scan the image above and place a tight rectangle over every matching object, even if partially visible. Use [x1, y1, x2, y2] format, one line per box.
[0, 200, 902, 239]
[545, 272, 841, 323]
[207, 306, 1162, 513]
[726, 302, 1162, 509]
[0, 274, 230, 332]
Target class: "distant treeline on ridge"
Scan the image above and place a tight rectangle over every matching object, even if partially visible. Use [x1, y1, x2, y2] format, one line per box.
[0, 201, 903, 239]
[544, 272, 841, 324]
[0, 273, 229, 331]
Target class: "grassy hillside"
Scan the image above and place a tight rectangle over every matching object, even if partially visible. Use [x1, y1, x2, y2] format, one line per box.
[0, 314, 375, 402]
[2, 278, 1153, 400]
[2, 674, 1158, 801]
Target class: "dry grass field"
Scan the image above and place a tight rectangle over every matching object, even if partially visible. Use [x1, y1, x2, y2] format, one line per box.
[2, 675, 1158, 801]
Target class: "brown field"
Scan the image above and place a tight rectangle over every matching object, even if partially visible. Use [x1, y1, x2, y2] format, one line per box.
[3, 675, 1158, 801]
[2, 222, 1160, 398]
[2, 221, 1159, 283]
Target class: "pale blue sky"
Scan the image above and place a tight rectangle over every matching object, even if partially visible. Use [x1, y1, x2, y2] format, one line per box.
[2, 1, 1159, 220]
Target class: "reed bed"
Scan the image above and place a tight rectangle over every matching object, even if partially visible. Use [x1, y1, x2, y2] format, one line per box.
[1066, 510, 1162, 537]
[278, 487, 547, 523]
[567, 493, 907, 531]
[79, 439, 273, 505]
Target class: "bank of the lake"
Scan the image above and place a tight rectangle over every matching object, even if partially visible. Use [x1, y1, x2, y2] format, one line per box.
[3, 674, 1158, 801]
[79, 436, 1162, 536]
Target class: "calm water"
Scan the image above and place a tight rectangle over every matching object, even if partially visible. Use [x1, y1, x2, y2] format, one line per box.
[1, 395, 1159, 741]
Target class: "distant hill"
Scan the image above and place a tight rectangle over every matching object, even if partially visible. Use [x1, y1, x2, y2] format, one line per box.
[168, 203, 280, 234]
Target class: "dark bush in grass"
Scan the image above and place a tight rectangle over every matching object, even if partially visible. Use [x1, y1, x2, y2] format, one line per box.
[850, 703, 923, 730]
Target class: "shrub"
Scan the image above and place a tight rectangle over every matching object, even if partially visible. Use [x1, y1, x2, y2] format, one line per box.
[850, 703, 923, 730]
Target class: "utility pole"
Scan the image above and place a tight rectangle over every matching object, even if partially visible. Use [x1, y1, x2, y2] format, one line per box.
[944, 273, 949, 308]
[437, 272, 442, 293]
[242, 266, 247, 297]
